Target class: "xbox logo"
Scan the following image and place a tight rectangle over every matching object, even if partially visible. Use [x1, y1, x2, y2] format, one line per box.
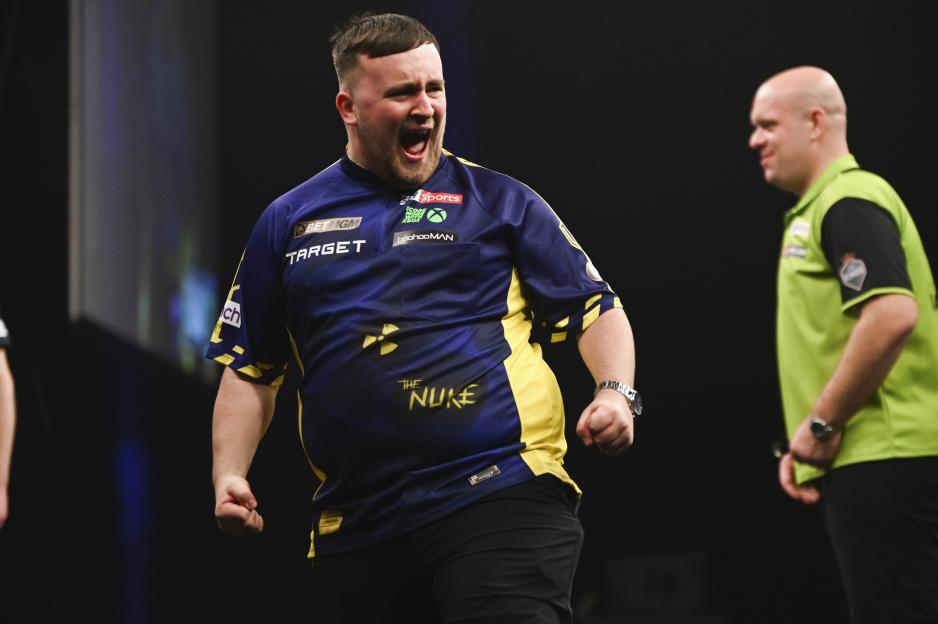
[426, 207, 448, 223]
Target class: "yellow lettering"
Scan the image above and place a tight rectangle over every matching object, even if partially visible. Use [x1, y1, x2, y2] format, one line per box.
[405, 384, 481, 411]
[410, 387, 428, 410]
[458, 384, 478, 406]
[429, 387, 445, 408]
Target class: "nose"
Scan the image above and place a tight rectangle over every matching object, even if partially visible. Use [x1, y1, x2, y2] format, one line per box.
[411, 90, 434, 118]
[749, 127, 764, 150]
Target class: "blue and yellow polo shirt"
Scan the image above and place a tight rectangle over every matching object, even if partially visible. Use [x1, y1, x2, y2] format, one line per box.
[207, 151, 620, 557]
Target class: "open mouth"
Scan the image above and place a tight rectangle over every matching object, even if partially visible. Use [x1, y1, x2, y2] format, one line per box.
[400, 129, 431, 160]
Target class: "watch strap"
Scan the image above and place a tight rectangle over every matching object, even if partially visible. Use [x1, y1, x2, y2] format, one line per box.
[595, 380, 641, 416]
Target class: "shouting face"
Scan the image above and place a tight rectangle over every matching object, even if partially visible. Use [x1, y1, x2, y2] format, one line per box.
[337, 43, 446, 189]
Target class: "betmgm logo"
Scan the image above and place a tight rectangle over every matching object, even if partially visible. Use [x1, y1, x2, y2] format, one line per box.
[293, 216, 362, 238]
[220, 300, 242, 328]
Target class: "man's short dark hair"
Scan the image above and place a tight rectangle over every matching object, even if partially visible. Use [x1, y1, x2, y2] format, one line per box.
[330, 13, 440, 86]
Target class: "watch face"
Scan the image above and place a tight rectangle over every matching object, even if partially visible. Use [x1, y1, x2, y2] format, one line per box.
[810, 419, 833, 441]
[631, 390, 643, 416]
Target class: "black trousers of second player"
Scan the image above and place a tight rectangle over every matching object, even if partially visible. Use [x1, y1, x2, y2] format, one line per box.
[312, 474, 584, 624]
[821, 456, 938, 624]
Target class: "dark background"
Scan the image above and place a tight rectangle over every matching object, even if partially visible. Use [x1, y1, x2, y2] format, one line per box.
[1, 1, 935, 622]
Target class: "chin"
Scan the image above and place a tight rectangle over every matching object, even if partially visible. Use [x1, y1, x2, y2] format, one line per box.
[392, 152, 440, 188]
[390, 165, 431, 189]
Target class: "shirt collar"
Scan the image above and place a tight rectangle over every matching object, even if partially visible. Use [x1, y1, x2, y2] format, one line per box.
[340, 151, 449, 192]
[785, 154, 860, 222]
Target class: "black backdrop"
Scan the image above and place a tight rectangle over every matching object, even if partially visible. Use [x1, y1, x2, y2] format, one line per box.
[1, 1, 935, 622]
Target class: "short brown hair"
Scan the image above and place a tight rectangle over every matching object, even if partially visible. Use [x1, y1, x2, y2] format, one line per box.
[330, 13, 440, 86]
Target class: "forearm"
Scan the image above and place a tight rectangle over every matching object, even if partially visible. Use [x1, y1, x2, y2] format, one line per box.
[212, 367, 277, 485]
[815, 294, 917, 428]
[0, 355, 15, 489]
[577, 308, 635, 385]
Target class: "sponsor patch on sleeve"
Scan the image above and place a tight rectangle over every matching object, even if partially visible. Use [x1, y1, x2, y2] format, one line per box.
[220, 300, 242, 327]
[839, 254, 867, 291]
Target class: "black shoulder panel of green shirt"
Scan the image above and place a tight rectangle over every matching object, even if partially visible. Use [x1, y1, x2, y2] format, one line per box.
[820, 197, 913, 306]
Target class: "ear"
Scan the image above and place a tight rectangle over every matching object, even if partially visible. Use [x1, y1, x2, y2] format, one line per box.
[808, 106, 827, 140]
[336, 91, 357, 126]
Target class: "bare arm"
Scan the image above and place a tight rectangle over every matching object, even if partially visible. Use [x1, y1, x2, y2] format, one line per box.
[0, 350, 14, 529]
[814, 293, 917, 427]
[575, 308, 637, 454]
[212, 366, 278, 534]
[787, 293, 917, 472]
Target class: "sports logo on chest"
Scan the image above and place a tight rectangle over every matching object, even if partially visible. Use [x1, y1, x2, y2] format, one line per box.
[781, 219, 811, 260]
[400, 189, 464, 205]
[787, 219, 811, 239]
[399, 189, 463, 224]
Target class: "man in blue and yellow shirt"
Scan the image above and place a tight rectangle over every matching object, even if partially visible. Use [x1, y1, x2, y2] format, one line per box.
[750, 66, 938, 623]
[207, 13, 639, 624]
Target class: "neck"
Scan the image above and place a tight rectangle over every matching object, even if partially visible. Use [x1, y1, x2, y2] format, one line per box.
[796, 144, 850, 198]
[345, 139, 370, 172]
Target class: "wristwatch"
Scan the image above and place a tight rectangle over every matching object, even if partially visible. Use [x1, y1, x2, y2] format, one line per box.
[809, 414, 839, 441]
[595, 380, 643, 417]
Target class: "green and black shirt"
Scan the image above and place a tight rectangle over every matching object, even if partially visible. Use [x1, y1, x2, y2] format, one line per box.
[776, 155, 938, 483]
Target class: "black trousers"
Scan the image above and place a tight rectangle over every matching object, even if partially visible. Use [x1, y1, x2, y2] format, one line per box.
[820, 456, 938, 624]
[312, 475, 584, 624]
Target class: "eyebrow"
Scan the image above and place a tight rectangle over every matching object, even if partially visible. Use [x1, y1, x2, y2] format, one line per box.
[751, 114, 776, 127]
[384, 79, 445, 96]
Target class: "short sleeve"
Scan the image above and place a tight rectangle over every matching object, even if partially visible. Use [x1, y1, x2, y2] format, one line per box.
[205, 206, 292, 385]
[820, 197, 913, 311]
[512, 192, 620, 343]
